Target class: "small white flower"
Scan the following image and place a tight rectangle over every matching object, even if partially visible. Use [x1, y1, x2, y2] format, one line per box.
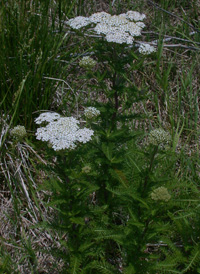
[135, 22, 146, 29]
[76, 128, 94, 143]
[67, 16, 91, 29]
[84, 107, 100, 119]
[126, 22, 143, 37]
[94, 23, 110, 35]
[105, 31, 134, 44]
[126, 11, 146, 22]
[138, 43, 156, 55]
[89, 12, 111, 23]
[108, 15, 128, 27]
[35, 112, 61, 124]
[79, 56, 97, 69]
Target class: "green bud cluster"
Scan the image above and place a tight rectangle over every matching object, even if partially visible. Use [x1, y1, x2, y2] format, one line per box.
[10, 125, 27, 139]
[79, 56, 97, 70]
[151, 186, 171, 202]
[148, 128, 171, 148]
[82, 165, 91, 173]
[84, 107, 100, 119]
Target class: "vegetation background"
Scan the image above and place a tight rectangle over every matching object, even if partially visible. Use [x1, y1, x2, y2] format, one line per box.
[0, 0, 199, 273]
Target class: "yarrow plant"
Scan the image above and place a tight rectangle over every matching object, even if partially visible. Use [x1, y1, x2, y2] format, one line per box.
[79, 56, 97, 69]
[35, 112, 94, 151]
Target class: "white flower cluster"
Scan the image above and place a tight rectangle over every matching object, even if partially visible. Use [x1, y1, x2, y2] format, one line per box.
[151, 186, 171, 202]
[148, 128, 171, 148]
[67, 11, 146, 45]
[138, 43, 156, 55]
[10, 125, 27, 139]
[79, 56, 97, 69]
[35, 112, 61, 124]
[84, 107, 100, 119]
[35, 113, 94, 151]
[67, 16, 91, 29]
[126, 11, 146, 21]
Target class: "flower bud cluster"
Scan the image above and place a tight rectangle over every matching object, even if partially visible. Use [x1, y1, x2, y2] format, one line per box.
[35, 112, 94, 151]
[10, 125, 27, 139]
[67, 11, 147, 45]
[84, 107, 100, 119]
[148, 128, 171, 148]
[138, 43, 156, 55]
[79, 56, 97, 69]
[82, 165, 91, 174]
[150, 186, 171, 202]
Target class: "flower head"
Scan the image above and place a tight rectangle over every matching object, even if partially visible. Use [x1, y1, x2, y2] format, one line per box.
[79, 56, 97, 69]
[151, 187, 171, 202]
[126, 11, 146, 22]
[35, 114, 94, 151]
[82, 165, 91, 173]
[10, 125, 27, 139]
[67, 16, 91, 29]
[84, 107, 100, 119]
[138, 43, 156, 55]
[89, 12, 111, 23]
[67, 10, 147, 45]
[35, 112, 61, 124]
[148, 128, 171, 148]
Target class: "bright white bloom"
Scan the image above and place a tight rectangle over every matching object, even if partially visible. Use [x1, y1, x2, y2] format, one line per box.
[89, 12, 111, 23]
[35, 115, 94, 151]
[106, 31, 134, 44]
[76, 128, 94, 143]
[138, 43, 156, 55]
[126, 11, 146, 21]
[10, 125, 27, 139]
[126, 22, 143, 37]
[108, 15, 129, 27]
[67, 10, 146, 45]
[79, 56, 97, 69]
[67, 16, 91, 29]
[84, 107, 100, 119]
[94, 23, 111, 35]
[118, 13, 127, 19]
[136, 22, 146, 29]
[35, 112, 61, 124]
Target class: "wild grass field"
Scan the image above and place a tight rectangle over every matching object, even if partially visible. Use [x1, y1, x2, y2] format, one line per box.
[0, 0, 200, 273]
